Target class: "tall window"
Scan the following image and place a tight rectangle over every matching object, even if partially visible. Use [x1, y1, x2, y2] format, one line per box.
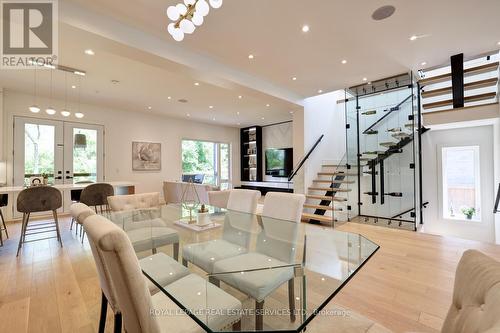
[442, 146, 481, 221]
[181, 139, 231, 189]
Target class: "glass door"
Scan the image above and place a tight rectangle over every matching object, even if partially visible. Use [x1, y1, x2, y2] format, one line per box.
[14, 117, 104, 186]
[14, 117, 64, 186]
[218, 143, 231, 189]
[63, 122, 104, 184]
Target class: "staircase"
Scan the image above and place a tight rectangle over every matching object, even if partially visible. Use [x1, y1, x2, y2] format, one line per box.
[301, 165, 354, 225]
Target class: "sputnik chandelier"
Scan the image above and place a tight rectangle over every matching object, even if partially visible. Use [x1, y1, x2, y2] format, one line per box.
[166, 0, 223, 41]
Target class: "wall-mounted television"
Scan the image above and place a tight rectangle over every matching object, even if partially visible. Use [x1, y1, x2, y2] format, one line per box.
[265, 148, 293, 177]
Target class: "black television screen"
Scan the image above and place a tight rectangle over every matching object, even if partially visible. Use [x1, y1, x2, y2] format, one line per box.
[265, 148, 293, 177]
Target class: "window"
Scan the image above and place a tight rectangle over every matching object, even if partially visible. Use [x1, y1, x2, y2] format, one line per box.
[442, 146, 481, 221]
[181, 139, 231, 188]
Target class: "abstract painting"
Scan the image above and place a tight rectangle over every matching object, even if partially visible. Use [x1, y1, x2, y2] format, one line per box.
[132, 142, 161, 171]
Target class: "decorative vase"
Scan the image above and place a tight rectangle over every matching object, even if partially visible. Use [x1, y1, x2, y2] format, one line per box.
[197, 212, 211, 226]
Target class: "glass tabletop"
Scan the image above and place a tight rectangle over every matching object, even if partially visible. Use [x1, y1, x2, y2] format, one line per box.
[105, 204, 379, 332]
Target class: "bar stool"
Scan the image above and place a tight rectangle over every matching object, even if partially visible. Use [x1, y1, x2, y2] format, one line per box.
[79, 183, 114, 242]
[16, 186, 63, 256]
[0, 193, 9, 247]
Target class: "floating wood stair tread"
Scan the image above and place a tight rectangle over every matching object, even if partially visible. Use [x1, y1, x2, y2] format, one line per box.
[421, 78, 498, 98]
[308, 187, 352, 192]
[379, 141, 398, 147]
[423, 92, 497, 109]
[317, 172, 357, 176]
[420, 62, 499, 86]
[306, 194, 348, 202]
[303, 204, 342, 211]
[302, 213, 336, 223]
[313, 179, 355, 184]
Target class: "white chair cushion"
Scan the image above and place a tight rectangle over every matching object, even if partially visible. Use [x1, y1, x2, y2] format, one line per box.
[160, 274, 242, 331]
[262, 192, 305, 222]
[139, 253, 190, 294]
[182, 239, 247, 273]
[212, 252, 294, 302]
[227, 189, 261, 214]
[70, 202, 96, 224]
[127, 227, 179, 253]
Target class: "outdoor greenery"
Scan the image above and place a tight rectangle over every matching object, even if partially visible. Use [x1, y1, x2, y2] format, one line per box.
[265, 149, 285, 170]
[182, 140, 215, 184]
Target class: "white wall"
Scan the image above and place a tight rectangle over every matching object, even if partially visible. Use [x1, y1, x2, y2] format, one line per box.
[1, 90, 240, 194]
[302, 90, 346, 189]
[422, 124, 495, 243]
[292, 109, 305, 193]
[262, 121, 293, 182]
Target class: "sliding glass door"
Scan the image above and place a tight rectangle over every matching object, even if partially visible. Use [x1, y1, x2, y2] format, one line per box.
[14, 117, 104, 186]
[181, 139, 231, 189]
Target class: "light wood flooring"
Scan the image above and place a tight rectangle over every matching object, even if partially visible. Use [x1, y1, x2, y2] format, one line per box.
[1, 216, 500, 333]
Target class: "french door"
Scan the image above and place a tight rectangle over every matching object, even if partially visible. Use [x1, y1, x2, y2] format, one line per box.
[14, 117, 104, 186]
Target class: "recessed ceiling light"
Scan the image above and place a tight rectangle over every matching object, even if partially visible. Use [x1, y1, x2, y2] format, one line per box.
[75, 112, 84, 119]
[292, 77, 297, 81]
[61, 110, 71, 117]
[29, 105, 40, 113]
[301, 25, 310, 33]
[289, 111, 294, 114]
[238, 95, 242, 99]
[261, 117, 265, 120]
[237, 122, 241, 125]
[363, 77, 368, 81]
[212, 117, 216, 121]
[318, 89, 323, 93]
[341, 59, 347, 64]
[168, 96, 172, 100]
[209, 105, 214, 109]
[266, 104, 270, 107]
[409, 35, 418, 41]
[368, 81, 372, 85]
[71, 85, 76, 89]
[237, 111, 240, 115]
[497, 41, 500, 46]
[371, 5, 396, 21]
[248, 54, 254, 59]
[421, 61, 427, 66]
[186, 113, 190, 117]
[194, 82, 200, 86]
[84, 49, 95, 56]
[147, 106, 152, 110]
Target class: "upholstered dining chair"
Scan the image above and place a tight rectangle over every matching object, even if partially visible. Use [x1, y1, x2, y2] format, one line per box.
[181, 189, 261, 274]
[0, 193, 9, 247]
[107, 192, 160, 212]
[16, 186, 63, 256]
[79, 183, 114, 242]
[212, 192, 306, 330]
[84, 214, 242, 333]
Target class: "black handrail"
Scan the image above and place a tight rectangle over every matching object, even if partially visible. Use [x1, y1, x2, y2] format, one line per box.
[362, 94, 413, 134]
[391, 201, 429, 219]
[288, 134, 324, 181]
[494, 183, 500, 213]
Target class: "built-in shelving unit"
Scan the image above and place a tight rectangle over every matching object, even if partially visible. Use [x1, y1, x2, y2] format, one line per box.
[240, 126, 262, 182]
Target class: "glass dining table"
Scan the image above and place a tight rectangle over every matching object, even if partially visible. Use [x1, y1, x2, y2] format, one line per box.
[105, 204, 379, 332]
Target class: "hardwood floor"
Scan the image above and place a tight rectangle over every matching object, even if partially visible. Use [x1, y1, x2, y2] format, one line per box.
[1, 216, 500, 333]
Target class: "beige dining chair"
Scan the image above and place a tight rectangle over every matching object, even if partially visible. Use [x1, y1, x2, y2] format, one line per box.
[212, 192, 306, 330]
[84, 213, 243, 333]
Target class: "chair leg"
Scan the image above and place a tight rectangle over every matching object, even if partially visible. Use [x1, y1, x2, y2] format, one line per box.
[173, 242, 179, 261]
[70, 217, 75, 231]
[208, 276, 220, 287]
[0, 209, 8, 238]
[232, 320, 241, 331]
[16, 213, 27, 256]
[152, 248, 157, 254]
[81, 230, 86, 244]
[22, 213, 30, 243]
[114, 312, 122, 333]
[53, 210, 63, 247]
[255, 300, 264, 331]
[288, 279, 296, 322]
[182, 258, 188, 267]
[98, 292, 108, 333]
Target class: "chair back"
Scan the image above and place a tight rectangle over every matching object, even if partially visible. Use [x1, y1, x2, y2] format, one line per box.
[84, 214, 160, 333]
[262, 192, 305, 222]
[227, 189, 261, 214]
[70, 203, 97, 224]
[17, 186, 62, 213]
[107, 192, 160, 212]
[80, 183, 114, 208]
[441, 250, 500, 333]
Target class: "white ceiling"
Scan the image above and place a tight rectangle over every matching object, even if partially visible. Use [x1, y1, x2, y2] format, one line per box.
[62, 0, 500, 97]
[0, 24, 299, 127]
[2, 0, 500, 127]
